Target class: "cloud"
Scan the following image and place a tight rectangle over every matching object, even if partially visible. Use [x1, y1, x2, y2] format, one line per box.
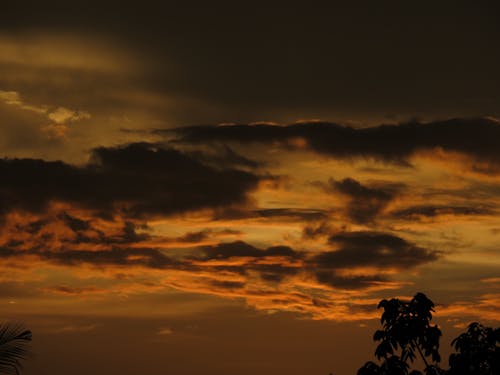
[0, 90, 90, 123]
[301, 231, 440, 289]
[314, 272, 389, 289]
[212, 207, 327, 221]
[165, 118, 500, 170]
[255, 208, 327, 221]
[0, 90, 47, 114]
[29, 246, 176, 269]
[0, 222, 444, 320]
[176, 230, 213, 243]
[0, 142, 261, 218]
[1, 2, 499, 127]
[32, 234, 434, 293]
[186, 144, 262, 170]
[0, 5, 498, 328]
[325, 178, 402, 223]
[437, 293, 500, 323]
[0, 35, 137, 73]
[0, 89, 91, 140]
[48, 107, 91, 124]
[302, 222, 336, 239]
[197, 241, 300, 261]
[58, 212, 91, 232]
[390, 205, 494, 220]
[0, 209, 245, 256]
[318, 231, 440, 269]
[42, 285, 106, 296]
[0, 231, 437, 291]
[0, 91, 20, 104]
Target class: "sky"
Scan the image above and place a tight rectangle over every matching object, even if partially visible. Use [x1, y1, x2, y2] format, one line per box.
[1, 2, 499, 375]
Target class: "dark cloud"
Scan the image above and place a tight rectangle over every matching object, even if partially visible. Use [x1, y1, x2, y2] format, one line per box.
[195, 236, 437, 289]
[318, 231, 439, 269]
[58, 212, 91, 232]
[213, 207, 327, 221]
[0, 240, 300, 270]
[327, 178, 401, 223]
[46, 247, 176, 269]
[209, 280, 246, 290]
[186, 145, 262, 170]
[198, 241, 299, 260]
[0, 142, 260, 218]
[2, 246, 176, 270]
[0, 230, 439, 291]
[255, 208, 327, 221]
[42, 285, 105, 296]
[302, 222, 336, 239]
[64, 217, 150, 246]
[390, 205, 494, 220]
[176, 229, 241, 243]
[17, 218, 50, 234]
[194, 242, 303, 284]
[315, 272, 388, 289]
[166, 118, 500, 168]
[119, 222, 151, 243]
[177, 230, 212, 243]
[2, 2, 499, 122]
[308, 231, 439, 289]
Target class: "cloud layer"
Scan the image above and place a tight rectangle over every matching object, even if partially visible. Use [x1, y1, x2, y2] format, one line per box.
[1, 119, 499, 323]
[166, 118, 500, 170]
[0, 142, 260, 218]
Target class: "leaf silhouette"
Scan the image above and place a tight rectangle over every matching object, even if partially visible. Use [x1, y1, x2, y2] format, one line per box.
[0, 323, 32, 375]
[356, 293, 499, 375]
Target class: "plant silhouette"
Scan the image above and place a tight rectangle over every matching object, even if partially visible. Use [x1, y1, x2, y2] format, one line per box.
[448, 323, 499, 375]
[357, 293, 499, 375]
[0, 322, 32, 375]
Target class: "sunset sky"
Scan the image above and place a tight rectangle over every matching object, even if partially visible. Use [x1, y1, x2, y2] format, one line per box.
[1, 2, 499, 375]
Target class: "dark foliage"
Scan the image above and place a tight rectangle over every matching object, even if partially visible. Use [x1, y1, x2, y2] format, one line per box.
[448, 323, 499, 375]
[374, 293, 441, 365]
[357, 293, 499, 375]
[0, 323, 32, 375]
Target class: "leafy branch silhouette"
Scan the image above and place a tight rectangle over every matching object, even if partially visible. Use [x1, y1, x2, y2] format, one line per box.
[0, 322, 32, 375]
[357, 293, 499, 375]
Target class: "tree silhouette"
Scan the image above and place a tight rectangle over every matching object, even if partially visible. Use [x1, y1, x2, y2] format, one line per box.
[448, 323, 499, 375]
[357, 293, 499, 375]
[358, 293, 442, 375]
[0, 323, 32, 375]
